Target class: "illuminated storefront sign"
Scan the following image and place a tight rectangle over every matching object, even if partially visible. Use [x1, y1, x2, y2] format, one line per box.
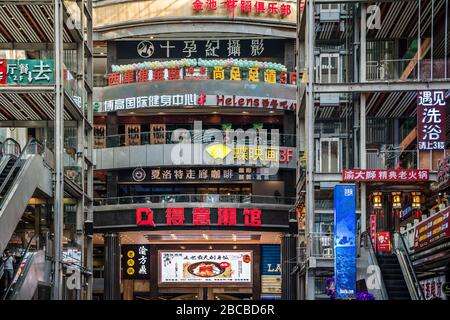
[159, 250, 252, 283]
[261, 245, 281, 295]
[107, 64, 296, 86]
[334, 184, 356, 299]
[137, 207, 263, 227]
[192, 0, 293, 17]
[130, 167, 279, 182]
[121, 245, 151, 279]
[342, 169, 429, 182]
[0, 59, 54, 85]
[98, 94, 296, 112]
[118, 39, 286, 59]
[414, 207, 450, 251]
[417, 90, 446, 150]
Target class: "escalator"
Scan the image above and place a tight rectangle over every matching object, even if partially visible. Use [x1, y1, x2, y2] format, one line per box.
[1, 236, 51, 300]
[0, 138, 53, 255]
[377, 255, 411, 300]
[359, 231, 424, 300]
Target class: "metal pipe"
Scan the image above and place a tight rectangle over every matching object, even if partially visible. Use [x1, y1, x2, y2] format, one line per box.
[305, 0, 315, 300]
[431, 0, 434, 80]
[360, 3, 367, 232]
[418, 0, 421, 80]
[53, 0, 64, 301]
[445, 0, 448, 79]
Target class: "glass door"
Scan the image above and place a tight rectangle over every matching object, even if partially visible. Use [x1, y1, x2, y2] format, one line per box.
[317, 53, 340, 83]
[315, 138, 341, 173]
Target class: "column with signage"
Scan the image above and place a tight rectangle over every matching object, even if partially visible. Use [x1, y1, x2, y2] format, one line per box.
[333, 185, 356, 299]
[104, 233, 121, 300]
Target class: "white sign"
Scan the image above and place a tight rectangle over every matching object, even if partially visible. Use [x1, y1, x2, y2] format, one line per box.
[99, 94, 296, 112]
[420, 276, 447, 300]
[159, 251, 253, 283]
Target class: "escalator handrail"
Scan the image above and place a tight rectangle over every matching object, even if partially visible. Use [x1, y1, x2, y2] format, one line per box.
[2, 234, 39, 300]
[0, 138, 44, 202]
[393, 231, 425, 300]
[360, 230, 389, 300]
[0, 138, 21, 157]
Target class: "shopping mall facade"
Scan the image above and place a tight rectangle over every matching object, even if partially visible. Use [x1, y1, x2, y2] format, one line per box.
[0, 0, 449, 301]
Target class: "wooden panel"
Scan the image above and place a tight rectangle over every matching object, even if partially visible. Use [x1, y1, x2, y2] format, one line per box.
[125, 124, 141, 145]
[122, 279, 134, 300]
[94, 124, 107, 148]
[134, 280, 150, 292]
[150, 124, 166, 144]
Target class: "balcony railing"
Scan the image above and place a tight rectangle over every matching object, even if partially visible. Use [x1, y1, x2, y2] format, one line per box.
[95, 131, 296, 148]
[367, 148, 418, 170]
[94, 194, 295, 206]
[308, 232, 334, 258]
[366, 58, 450, 82]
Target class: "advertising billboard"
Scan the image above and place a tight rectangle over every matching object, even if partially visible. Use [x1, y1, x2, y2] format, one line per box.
[334, 184, 356, 299]
[159, 251, 252, 284]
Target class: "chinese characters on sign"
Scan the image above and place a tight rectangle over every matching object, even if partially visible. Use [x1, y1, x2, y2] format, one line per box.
[192, 0, 292, 17]
[342, 169, 429, 182]
[160, 251, 252, 283]
[0, 59, 54, 85]
[121, 245, 151, 279]
[420, 276, 448, 300]
[414, 207, 450, 251]
[417, 91, 447, 150]
[99, 94, 296, 112]
[136, 207, 263, 227]
[107, 65, 296, 86]
[117, 39, 285, 59]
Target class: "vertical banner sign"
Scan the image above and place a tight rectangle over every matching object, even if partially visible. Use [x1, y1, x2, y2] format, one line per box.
[121, 245, 151, 279]
[370, 214, 377, 251]
[334, 184, 356, 299]
[0, 59, 6, 84]
[417, 90, 447, 150]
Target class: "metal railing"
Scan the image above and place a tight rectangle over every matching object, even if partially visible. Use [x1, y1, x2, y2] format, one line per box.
[94, 194, 295, 206]
[308, 232, 334, 258]
[94, 131, 296, 148]
[0, 139, 44, 206]
[367, 148, 418, 170]
[366, 58, 450, 81]
[360, 231, 389, 300]
[393, 232, 425, 300]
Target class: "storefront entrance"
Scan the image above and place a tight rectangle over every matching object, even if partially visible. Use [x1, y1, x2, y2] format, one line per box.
[157, 287, 253, 300]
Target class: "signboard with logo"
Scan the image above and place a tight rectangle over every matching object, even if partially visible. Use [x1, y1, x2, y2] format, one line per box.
[98, 93, 296, 113]
[150, 124, 166, 144]
[414, 207, 450, 251]
[420, 276, 448, 300]
[121, 245, 151, 279]
[125, 124, 141, 146]
[417, 90, 447, 150]
[159, 251, 252, 284]
[334, 184, 356, 299]
[94, 207, 289, 231]
[342, 169, 429, 182]
[0, 59, 54, 85]
[261, 245, 281, 294]
[118, 39, 285, 60]
[192, 0, 293, 18]
[376, 232, 391, 253]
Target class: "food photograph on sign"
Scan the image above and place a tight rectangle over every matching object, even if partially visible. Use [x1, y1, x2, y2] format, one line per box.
[159, 251, 253, 283]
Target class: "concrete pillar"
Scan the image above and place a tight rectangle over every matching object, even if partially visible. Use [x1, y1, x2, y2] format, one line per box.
[103, 233, 121, 300]
[281, 234, 298, 300]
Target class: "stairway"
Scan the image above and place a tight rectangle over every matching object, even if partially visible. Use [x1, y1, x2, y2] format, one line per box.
[377, 254, 411, 300]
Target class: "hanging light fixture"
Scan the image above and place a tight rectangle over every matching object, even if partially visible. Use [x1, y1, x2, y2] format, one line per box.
[411, 192, 422, 209]
[391, 192, 402, 209]
[372, 192, 383, 209]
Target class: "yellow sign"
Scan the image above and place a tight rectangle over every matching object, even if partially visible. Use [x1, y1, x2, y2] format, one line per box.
[264, 69, 276, 84]
[230, 67, 241, 81]
[127, 250, 135, 258]
[206, 143, 232, 159]
[127, 267, 135, 275]
[213, 66, 225, 80]
[248, 68, 259, 82]
[127, 259, 135, 267]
